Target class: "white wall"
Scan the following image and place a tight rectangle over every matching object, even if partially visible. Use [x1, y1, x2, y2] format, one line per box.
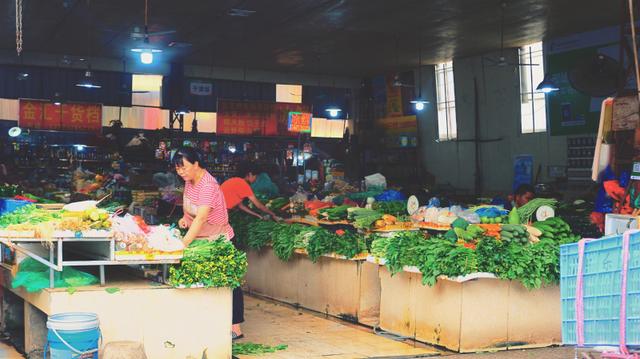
[416, 49, 569, 195]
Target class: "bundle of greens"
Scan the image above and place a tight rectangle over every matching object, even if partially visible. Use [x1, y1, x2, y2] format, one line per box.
[347, 207, 383, 229]
[383, 231, 426, 275]
[475, 236, 563, 289]
[369, 234, 391, 258]
[414, 238, 478, 286]
[305, 228, 366, 262]
[168, 238, 247, 288]
[0, 205, 61, 228]
[334, 230, 366, 259]
[372, 201, 407, 217]
[246, 221, 278, 250]
[318, 205, 351, 221]
[306, 228, 337, 262]
[516, 198, 558, 224]
[229, 212, 258, 248]
[272, 224, 313, 261]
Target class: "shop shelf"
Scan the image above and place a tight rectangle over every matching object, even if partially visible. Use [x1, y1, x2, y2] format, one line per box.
[560, 233, 640, 346]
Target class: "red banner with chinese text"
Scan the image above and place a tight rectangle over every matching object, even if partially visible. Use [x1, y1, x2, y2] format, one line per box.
[19, 99, 102, 133]
[287, 112, 312, 133]
[217, 100, 311, 136]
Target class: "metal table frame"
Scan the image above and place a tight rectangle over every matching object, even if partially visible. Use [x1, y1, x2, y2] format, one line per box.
[0, 236, 179, 288]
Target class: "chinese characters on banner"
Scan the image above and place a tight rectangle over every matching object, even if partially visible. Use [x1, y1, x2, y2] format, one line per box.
[385, 75, 403, 117]
[19, 99, 102, 133]
[287, 112, 312, 133]
[217, 100, 311, 136]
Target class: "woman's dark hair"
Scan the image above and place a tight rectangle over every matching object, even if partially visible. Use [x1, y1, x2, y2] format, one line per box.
[171, 147, 204, 168]
[514, 184, 536, 196]
[236, 162, 259, 178]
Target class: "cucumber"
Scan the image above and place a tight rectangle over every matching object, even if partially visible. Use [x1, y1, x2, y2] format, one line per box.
[500, 231, 514, 239]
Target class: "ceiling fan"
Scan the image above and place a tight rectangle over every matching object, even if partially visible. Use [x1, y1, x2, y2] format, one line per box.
[483, 1, 538, 68]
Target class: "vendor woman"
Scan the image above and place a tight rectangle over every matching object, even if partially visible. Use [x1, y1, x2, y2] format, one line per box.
[173, 147, 233, 246]
[221, 163, 280, 340]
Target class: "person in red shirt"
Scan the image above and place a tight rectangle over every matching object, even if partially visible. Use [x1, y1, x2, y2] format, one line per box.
[221, 164, 280, 220]
[221, 163, 281, 340]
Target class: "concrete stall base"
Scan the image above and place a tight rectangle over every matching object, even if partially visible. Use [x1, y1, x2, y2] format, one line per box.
[378, 266, 562, 353]
[244, 248, 381, 326]
[0, 269, 232, 359]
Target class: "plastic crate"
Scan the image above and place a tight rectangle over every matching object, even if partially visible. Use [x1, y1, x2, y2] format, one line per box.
[560, 232, 640, 346]
[0, 198, 30, 215]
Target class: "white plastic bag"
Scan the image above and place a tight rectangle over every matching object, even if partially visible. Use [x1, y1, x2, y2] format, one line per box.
[364, 173, 386, 190]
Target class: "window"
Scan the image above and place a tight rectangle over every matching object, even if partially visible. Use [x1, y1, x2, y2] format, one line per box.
[131, 74, 162, 107]
[276, 84, 302, 103]
[519, 42, 547, 134]
[311, 118, 349, 138]
[435, 61, 457, 141]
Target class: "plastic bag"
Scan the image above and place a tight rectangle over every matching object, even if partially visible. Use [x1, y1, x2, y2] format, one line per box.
[12, 258, 98, 293]
[364, 173, 386, 191]
[374, 190, 406, 202]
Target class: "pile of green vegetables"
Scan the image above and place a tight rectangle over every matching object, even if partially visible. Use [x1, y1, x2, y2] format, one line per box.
[0, 205, 61, 228]
[372, 201, 407, 217]
[232, 343, 288, 355]
[168, 239, 247, 288]
[230, 215, 367, 262]
[305, 228, 366, 262]
[371, 218, 580, 289]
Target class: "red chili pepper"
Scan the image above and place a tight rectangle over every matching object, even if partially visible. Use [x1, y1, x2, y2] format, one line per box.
[463, 243, 476, 250]
[335, 229, 345, 236]
[13, 195, 36, 203]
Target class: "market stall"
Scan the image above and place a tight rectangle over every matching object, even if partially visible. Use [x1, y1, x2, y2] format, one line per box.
[231, 192, 582, 352]
[0, 200, 246, 359]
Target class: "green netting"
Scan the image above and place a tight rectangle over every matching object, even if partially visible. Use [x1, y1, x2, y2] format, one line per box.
[12, 258, 99, 293]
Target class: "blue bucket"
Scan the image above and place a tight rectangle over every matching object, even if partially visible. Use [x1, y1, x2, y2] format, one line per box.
[45, 312, 101, 359]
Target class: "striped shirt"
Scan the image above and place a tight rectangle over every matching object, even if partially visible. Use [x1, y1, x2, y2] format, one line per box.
[184, 170, 234, 240]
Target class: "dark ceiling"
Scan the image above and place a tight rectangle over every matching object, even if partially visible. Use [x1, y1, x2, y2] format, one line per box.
[1, 0, 621, 76]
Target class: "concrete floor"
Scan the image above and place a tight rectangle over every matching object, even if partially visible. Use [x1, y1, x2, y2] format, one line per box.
[0, 341, 22, 359]
[236, 295, 582, 359]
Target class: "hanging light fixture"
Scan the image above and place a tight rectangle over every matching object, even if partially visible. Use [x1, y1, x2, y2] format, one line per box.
[52, 92, 63, 106]
[411, 39, 429, 111]
[75, 69, 102, 89]
[325, 106, 342, 118]
[131, 0, 162, 65]
[536, 73, 559, 93]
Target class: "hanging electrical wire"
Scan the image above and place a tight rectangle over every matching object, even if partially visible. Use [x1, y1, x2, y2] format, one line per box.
[15, 0, 23, 55]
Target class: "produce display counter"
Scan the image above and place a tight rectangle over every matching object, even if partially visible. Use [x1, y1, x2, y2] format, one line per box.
[375, 265, 562, 352]
[0, 267, 232, 359]
[244, 247, 381, 326]
[0, 232, 181, 286]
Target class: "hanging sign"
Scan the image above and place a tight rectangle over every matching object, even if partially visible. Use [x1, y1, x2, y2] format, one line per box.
[19, 99, 102, 133]
[287, 112, 312, 133]
[189, 81, 213, 96]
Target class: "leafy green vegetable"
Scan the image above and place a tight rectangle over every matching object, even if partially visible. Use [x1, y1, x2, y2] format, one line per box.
[272, 224, 313, 261]
[246, 221, 278, 249]
[414, 238, 478, 286]
[384, 231, 426, 275]
[0, 205, 61, 228]
[370, 235, 391, 258]
[318, 205, 351, 221]
[232, 342, 288, 355]
[347, 208, 383, 229]
[372, 201, 407, 216]
[169, 239, 248, 288]
[105, 287, 120, 294]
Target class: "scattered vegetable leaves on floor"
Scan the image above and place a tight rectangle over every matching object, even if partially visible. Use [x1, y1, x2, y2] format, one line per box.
[232, 343, 288, 356]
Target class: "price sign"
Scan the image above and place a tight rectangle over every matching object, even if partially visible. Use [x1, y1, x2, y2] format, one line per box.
[287, 112, 312, 133]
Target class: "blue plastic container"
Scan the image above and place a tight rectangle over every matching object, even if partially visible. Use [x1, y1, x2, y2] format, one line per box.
[0, 198, 30, 215]
[560, 233, 640, 347]
[45, 312, 101, 359]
